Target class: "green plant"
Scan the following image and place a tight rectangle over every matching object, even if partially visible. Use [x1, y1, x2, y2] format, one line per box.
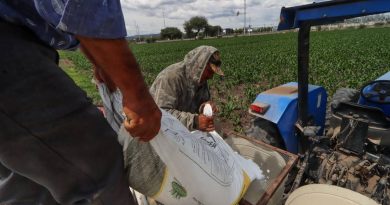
[61, 27, 390, 133]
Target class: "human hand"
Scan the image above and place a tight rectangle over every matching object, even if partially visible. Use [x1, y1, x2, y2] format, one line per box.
[77, 36, 162, 140]
[197, 114, 215, 132]
[123, 95, 161, 142]
[199, 101, 219, 115]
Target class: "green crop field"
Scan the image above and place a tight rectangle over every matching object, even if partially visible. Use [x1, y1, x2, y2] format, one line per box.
[59, 27, 390, 132]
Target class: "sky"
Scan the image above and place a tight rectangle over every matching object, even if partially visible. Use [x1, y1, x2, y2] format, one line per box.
[120, 0, 318, 35]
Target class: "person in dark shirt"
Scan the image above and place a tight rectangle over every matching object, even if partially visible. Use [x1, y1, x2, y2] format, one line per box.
[0, 1, 161, 204]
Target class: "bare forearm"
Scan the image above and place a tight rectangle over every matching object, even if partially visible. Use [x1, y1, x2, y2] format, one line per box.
[76, 35, 161, 140]
[76, 36, 148, 95]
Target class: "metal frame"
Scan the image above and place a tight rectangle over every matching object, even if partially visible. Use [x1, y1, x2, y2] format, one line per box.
[297, 23, 310, 127]
[277, 0, 390, 129]
[278, 0, 390, 31]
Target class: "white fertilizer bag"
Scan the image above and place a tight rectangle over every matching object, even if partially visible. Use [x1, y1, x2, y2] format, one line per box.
[118, 111, 264, 205]
[97, 83, 264, 205]
[146, 110, 263, 205]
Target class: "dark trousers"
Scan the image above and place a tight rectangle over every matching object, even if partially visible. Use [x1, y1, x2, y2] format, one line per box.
[0, 21, 134, 205]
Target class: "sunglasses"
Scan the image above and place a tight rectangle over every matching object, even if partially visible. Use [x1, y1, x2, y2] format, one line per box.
[209, 56, 222, 67]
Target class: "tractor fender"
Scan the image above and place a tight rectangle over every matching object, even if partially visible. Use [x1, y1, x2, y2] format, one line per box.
[249, 82, 327, 153]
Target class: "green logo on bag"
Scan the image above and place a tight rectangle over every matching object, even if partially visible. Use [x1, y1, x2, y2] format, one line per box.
[170, 179, 187, 199]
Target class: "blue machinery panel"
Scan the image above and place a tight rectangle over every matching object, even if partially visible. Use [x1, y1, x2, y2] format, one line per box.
[278, 0, 390, 30]
[252, 83, 327, 153]
[358, 71, 390, 117]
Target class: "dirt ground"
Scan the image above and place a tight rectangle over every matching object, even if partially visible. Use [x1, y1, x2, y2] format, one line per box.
[211, 83, 256, 137]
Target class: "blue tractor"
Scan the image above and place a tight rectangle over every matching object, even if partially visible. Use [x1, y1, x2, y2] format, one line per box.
[245, 0, 390, 203]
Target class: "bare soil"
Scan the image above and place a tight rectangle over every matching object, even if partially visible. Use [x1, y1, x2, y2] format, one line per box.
[211, 83, 256, 136]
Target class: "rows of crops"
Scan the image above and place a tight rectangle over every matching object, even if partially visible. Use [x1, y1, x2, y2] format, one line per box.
[60, 27, 390, 131]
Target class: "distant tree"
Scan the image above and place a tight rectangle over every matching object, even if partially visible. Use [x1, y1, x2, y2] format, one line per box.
[204, 25, 211, 37]
[183, 21, 195, 38]
[160, 27, 183, 40]
[183, 16, 208, 37]
[234, 28, 243, 34]
[205, 25, 223, 37]
[252, 26, 273, 33]
[145, 37, 158, 43]
[215, 25, 223, 35]
[224, 28, 234, 35]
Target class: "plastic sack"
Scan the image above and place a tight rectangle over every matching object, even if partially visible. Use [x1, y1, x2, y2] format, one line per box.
[97, 83, 264, 205]
[147, 110, 263, 205]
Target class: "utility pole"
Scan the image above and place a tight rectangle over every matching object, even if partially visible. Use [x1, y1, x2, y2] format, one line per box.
[244, 0, 246, 35]
[134, 21, 140, 42]
[162, 8, 166, 28]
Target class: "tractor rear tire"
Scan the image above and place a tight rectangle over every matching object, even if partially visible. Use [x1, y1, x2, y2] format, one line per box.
[245, 118, 285, 149]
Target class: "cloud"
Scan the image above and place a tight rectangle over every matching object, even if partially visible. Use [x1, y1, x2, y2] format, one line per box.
[120, 0, 313, 35]
[122, 0, 195, 10]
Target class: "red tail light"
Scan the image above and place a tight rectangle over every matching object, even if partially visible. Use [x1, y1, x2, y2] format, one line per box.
[250, 102, 270, 114]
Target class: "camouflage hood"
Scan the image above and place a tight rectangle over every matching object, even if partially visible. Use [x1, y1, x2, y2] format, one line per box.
[149, 46, 218, 130]
[183, 45, 218, 86]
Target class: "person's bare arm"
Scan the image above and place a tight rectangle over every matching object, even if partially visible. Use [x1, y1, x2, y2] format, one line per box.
[76, 36, 161, 141]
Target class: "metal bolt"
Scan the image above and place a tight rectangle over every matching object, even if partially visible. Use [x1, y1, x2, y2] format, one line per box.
[380, 178, 387, 185]
[331, 174, 338, 181]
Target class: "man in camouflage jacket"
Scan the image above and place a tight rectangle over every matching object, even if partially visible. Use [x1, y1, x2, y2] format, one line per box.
[150, 45, 224, 132]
